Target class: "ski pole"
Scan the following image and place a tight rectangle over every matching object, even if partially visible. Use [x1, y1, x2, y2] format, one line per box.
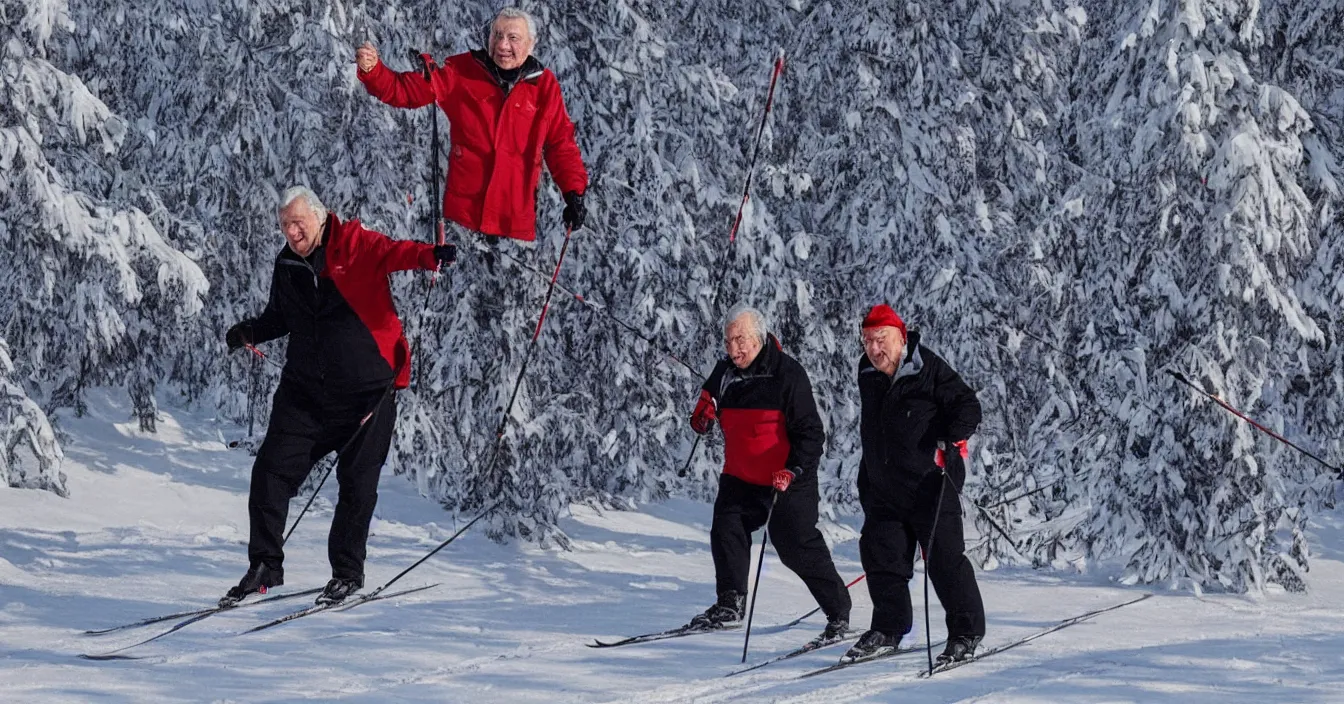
[365, 500, 501, 598]
[936, 466, 1021, 552]
[489, 245, 698, 376]
[1167, 369, 1341, 475]
[246, 351, 258, 438]
[740, 491, 778, 663]
[924, 473, 950, 675]
[474, 225, 578, 502]
[410, 48, 448, 390]
[679, 52, 787, 482]
[706, 51, 784, 321]
[781, 573, 867, 627]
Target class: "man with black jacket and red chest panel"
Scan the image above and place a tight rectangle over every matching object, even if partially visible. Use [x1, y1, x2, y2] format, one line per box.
[354, 7, 588, 245]
[687, 305, 852, 646]
[842, 304, 987, 665]
[220, 186, 456, 607]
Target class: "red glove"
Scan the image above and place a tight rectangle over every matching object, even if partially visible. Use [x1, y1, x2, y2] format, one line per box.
[772, 469, 795, 492]
[690, 390, 717, 435]
[935, 439, 969, 469]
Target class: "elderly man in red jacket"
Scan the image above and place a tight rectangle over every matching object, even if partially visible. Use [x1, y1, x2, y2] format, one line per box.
[355, 7, 588, 242]
[220, 186, 456, 607]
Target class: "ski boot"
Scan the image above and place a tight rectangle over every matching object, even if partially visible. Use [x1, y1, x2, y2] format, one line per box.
[840, 629, 901, 663]
[316, 576, 363, 605]
[687, 591, 746, 630]
[219, 563, 284, 607]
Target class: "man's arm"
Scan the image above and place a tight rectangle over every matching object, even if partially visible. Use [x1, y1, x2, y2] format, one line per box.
[541, 77, 588, 196]
[351, 222, 439, 275]
[933, 351, 982, 442]
[357, 46, 450, 109]
[247, 264, 289, 344]
[782, 362, 826, 478]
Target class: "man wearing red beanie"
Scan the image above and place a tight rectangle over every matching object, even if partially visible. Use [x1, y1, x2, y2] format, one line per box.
[842, 304, 986, 666]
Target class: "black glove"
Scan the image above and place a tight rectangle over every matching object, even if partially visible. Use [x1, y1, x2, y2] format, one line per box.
[434, 243, 457, 266]
[225, 322, 253, 352]
[562, 190, 586, 231]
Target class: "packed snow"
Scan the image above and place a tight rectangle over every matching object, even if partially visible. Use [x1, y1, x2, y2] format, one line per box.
[4, 392, 1344, 702]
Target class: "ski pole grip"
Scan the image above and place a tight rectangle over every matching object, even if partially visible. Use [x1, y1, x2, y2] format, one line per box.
[410, 48, 431, 81]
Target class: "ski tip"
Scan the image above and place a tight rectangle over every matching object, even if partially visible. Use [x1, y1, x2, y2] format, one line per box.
[79, 653, 144, 662]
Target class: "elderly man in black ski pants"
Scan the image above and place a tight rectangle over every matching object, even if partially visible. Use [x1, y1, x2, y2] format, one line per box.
[842, 304, 987, 666]
[221, 186, 455, 607]
[685, 304, 852, 647]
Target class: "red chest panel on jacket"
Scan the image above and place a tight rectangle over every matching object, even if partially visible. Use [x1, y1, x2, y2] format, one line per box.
[718, 408, 791, 487]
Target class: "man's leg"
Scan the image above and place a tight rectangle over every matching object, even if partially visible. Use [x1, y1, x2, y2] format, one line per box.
[247, 382, 323, 574]
[768, 473, 851, 622]
[327, 389, 397, 583]
[915, 507, 986, 638]
[859, 510, 918, 637]
[710, 474, 771, 598]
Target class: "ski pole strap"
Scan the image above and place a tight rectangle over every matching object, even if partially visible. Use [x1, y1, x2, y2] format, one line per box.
[1166, 369, 1341, 475]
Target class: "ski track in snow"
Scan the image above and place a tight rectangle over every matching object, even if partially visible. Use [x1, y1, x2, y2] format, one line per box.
[4, 392, 1344, 702]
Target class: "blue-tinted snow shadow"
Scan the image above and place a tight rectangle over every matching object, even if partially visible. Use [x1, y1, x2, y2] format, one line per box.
[53, 390, 253, 494]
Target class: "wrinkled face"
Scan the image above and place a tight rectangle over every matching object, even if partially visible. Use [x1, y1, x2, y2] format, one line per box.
[489, 16, 534, 70]
[862, 326, 905, 376]
[725, 318, 764, 370]
[279, 199, 323, 257]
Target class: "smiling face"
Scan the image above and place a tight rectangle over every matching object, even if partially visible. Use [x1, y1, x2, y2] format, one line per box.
[489, 16, 534, 70]
[278, 198, 324, 257]
[862, 325, 906, 376]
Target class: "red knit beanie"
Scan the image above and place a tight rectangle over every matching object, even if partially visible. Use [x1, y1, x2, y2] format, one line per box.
[862, 304, 907, 340]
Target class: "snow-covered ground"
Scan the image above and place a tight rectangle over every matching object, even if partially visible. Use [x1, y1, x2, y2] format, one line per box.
[3, 392, 1344, 703]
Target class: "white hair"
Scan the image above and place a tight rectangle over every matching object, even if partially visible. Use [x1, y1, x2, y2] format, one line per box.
[493, 6, 538, 42]
[725, 304, 768, 345]
[279, 186, 327, 222]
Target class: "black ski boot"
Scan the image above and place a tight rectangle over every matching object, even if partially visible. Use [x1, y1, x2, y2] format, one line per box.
[687, 591, 745, 630]
[841, 629, 901, 663]
[936, 634, 983, 665]
[316, 576, 363, 605]
[219, 563, 284, 607]
[816, 616, 850, 645]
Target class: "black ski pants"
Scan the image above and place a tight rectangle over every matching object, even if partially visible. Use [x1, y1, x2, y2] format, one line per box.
[248, 380, 396, 582]
[859, 484, 986, 639]
[710, 472, 852, 622]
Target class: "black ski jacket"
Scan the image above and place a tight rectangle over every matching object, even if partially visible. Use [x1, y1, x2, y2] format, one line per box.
[857, 330, 981, 514]
[243, 215, 435, 394]
[701, 335, 826, 487]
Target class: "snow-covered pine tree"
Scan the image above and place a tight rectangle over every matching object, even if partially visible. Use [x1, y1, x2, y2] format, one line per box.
[1262, 1, 1343, 497]
[28, 0, 1344, 593]
[1056, 0, 1325, 591]
[1, 0, 207, 496]
[0, 338, 65, 495]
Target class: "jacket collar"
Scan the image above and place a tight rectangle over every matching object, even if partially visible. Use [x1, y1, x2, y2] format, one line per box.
[471, 50, 545, 92]
[720, 333, 782, 393]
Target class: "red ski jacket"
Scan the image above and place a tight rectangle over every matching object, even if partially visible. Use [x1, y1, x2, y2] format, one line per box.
[247, 214, 438, 391]
[698, 336, 826, 487]
[359, 50, 588, 242]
